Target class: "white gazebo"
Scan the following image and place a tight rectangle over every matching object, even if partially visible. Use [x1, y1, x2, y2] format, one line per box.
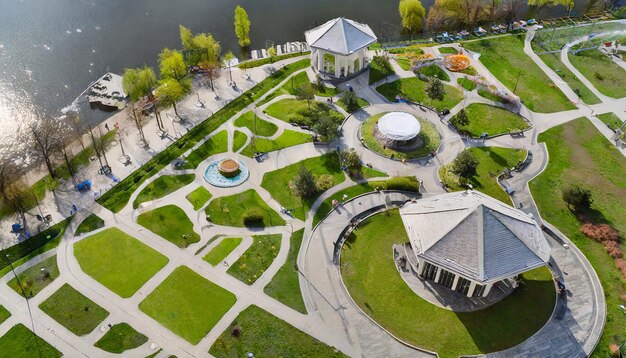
[399, 191, 552, 298]
[375, 112, 421, 147]
[305, 17, 377, 79]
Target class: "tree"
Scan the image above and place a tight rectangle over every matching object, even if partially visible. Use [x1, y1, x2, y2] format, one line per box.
[341, 149, 362, 174]
[296, 82, 316, 109]
[313, 116, 338, 143]
[399, 0, 426, 33]
[528, 0, 564, 19]
[192, 33, 221, 63]
[156, 78, 191, 118]
[27, 118, 65, 179]
[198, 60, 221, 91]
[562, 185, 593, 211]
[426, 0, 484, 30]
[234, 5, 251, 47]
[341, 91, 360, 112]
[223, 51, 236, 83]
[425, 78, 445, 104]
[289, 165, 317, 198]
[122, 66, 158, 144]
[158, 48, 187, 81]
[450, 108, 469, 128]
[452, 150, 479, 178]
[65, 110, 86, 150]
[267, 46, 277, 63]
[179, 25, 194, 51]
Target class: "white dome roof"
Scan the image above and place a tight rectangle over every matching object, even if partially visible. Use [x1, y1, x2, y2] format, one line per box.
[377, 112, 421, 141]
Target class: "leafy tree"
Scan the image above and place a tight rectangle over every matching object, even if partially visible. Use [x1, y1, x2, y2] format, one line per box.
[267, 46, 277, 63]
[198, 60, 221, 91]
[425, 78, 445, 103]
[314, 75, 326, 93]
[158, 48, 187, 80]
[223, 51, 236, 83]
[192, 33, 221, 63]
[528, 0, 565, 18]
[450, 108, 469, 128]
[341, 149, 362, 173]
[179, 25, 194, 51]
[313, 116, 338, 142]
[426, 0, 485, 30]
[562, 185, 593, 211]
[296, 82, 316, 109]
[234, 5, 251, 47]
[289, 165, 317, 198]
[341, 91, 360, 112]
[452, 150, 479, 178]
[122, 66, 157, 102]
[156, 78, 191, 118]
[399, 0, 426, 33]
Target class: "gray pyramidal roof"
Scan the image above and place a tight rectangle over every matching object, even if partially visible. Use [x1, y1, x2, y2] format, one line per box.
[304, 17, 377, 56]
[399, 191, 551, 283]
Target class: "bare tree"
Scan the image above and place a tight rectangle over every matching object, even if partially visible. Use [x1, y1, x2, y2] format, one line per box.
[66, 111, 86, 150]
[27, 118, 65, 179]
[198, 60, 221, 91]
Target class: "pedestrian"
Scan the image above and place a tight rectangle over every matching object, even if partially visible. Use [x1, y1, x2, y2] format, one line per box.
[104, 123, 110, 131]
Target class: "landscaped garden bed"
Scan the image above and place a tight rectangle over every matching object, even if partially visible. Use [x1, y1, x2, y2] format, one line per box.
[234, 111, 279, 137]
[94, 323, 148, 354]
[8, 255, 59, 298]
[450, 103, 529, 137]
[203, 237, 243, 266]
[185, 186, 212, 210]
[228, 234, 282, 285]
[377, 77, 463, 111]
[265, 98, 342, 126]
[133, 174, 195, 208]
[205, 189, 285, 227]
[137, 205, 200, 248]
[264, 229, 306, 313]
[240, 129, 311, 157]
[0, 324, 62, 357]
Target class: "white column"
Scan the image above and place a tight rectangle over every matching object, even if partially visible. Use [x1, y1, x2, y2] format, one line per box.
[467, 281, 477, 297]
[335, 54, 340, 78]
[451, 274, 460, 291]
[417, 258, 426, 276]
[483, 282, 494, 297]
[434, 266, 442, 283]
[318, 50, 323, 73]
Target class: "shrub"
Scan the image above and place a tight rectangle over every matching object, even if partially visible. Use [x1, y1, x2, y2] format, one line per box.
[242, 208, 264, 226]
[562, 185, 592, 210]
[341, 91, 360, 112]
[616, 258, 626, 279]
[452, 150, 479, 178]
[382, 177, 421, 192]
[289, 165, 317, 198]
[603, 240, 623, 259]
[580, 223, 619, 242]
[316, 174, 335, 192]
[594, 72, 604, 81]
[450, 108, 469, 128]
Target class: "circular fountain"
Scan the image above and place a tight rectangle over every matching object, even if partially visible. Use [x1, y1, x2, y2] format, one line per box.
[204, 158, 249, 187]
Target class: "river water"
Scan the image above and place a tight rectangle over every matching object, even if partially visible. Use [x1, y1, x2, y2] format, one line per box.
[0, 0, 613, 145]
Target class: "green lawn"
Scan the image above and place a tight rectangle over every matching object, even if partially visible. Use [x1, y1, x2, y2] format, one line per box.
[529, 117, 626, 357]
[261, 153, 346, 220]
[259, 71, 339, 106]
[597, 112, 623, 131]
[232, 131, 248, 152]
[209, 305, 346, 357]
[336, 95, 369, 112]
[94, 323, 148, 354]
[205, 189, 285, 227]
[185, 186, 212, 210]
[369, 56, 395, 84]
[133, 174, 195, 209]
[341, 210, 555, 357]
[0, 305, 10, 324]
[185, 130, 229, 168]
[264, 229, 306, 313]
[137, 205, 200, 248]
[457, 77, 477, 91]
[8, 255, 59, 298]
[0, 324, 62, 358]
[418, 64, 450, 82]
[265, 98, 343, 127]
[203, 237, 243, 266]
[234, 111, 279, 137]
[569, 49, 626, 99]
[440, 147, 526, 203]
[359, 165, 387, 179]
[312, 176, 421, 226]
[74, 227, 169, 298]
[361, 113, 441, 159]
[139, 266, 236, 344]
[463, 35, 575, 112]
[478, 88, 506, 103]
[377, 77, 463, 111]
[240, 129, 312, 157]
[228, 234, 281, 285]
[39, 283, 109, 336]
[537, 52, 601, 105]
[438, 46, 459, 54]
[75, 214, 105, 236]
[452, 103, 530, 137]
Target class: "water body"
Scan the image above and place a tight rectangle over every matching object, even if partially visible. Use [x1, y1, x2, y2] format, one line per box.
[0, 0, 613, 143]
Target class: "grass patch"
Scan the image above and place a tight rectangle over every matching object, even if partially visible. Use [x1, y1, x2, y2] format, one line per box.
[139, 266, 236, 344]
[0, 324, 61, 357]
[39, 283, 109, 336]
[439, 147, 526, 203]
[137, 205, 200, 248]
[569, 49, 626, 99]
[261, 153, 346, 220]
[186, 131, 228, 168]
[228, 234, 281, 285]
[418, 64, 450, 81]
[96, 59, 310, 213]
[232, 131, 248, 152]
[537, 52, 601, 105]
[195, 235, 222, 256]
[264, 229, 306, 313]
[360, 166, 387, 179]
[75, 214, 105, 235]
[438, 46, 459, 54]
[8, 255, 59, 298]
[0, 305, 10, 324]
[336, 95, 369, 112]
[477, 88, 507, 103]
[133, 174, 195, 209]
[238, 52, 309, 69]
[240, 129, 312, 157]
[94, 323, 148, 354]
[74, 227, 169, 298]
[203, 237, 243, 266]
[265, 98, 343, 126]
[361, 113, 441, 159]
[457, 77, 477, 91]
[234, 111, 279, 137]
[452, 103, 530, 137]
[597, 112, 623, 131]
[369, 56, 395, 84]
[529, 117, 626, 357]
[341, 210, 555, 357]
[377, 77, 463, 111]
[185, 186, 212, 210]
[463, 35, 574, 112]
[209, 305, 346, 357]
[205, 189, 285, 227]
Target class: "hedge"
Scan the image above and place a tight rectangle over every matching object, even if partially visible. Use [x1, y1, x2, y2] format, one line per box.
[96, 59, 310, 213]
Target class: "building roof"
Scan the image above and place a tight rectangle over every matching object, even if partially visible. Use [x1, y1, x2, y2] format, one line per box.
[399, 191, 551, 283]
[304, 17, 377, 56]
[377, 112, 421, 141]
